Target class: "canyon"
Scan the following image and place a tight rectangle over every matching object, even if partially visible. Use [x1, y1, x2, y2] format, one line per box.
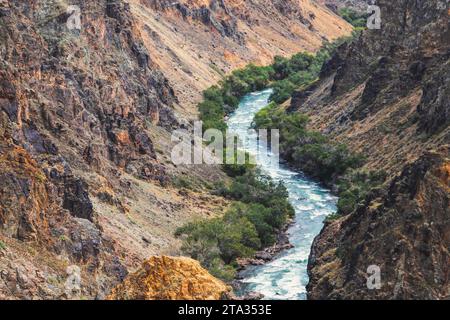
[0, 0, 351, 299]
[1, 0, 448, 301]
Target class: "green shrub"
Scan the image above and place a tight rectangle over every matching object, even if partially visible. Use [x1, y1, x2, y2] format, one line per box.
[270, 80, 297, 104]
[323, 169, 386, 221]
[254, 103, 309, 135]
[176, 212, 258, 268]
[272, 56, 290, 80]
[221, 171, 291, 208]
[324, 212, 342, 223]
[293, 143, 365, 183]
[336, 170, 387, 215]
[0, 240, 6, 251]
[339, 8, 369, 28]
[236, 204, 276, 247]
[203, 86, 224, 104]
[222, 148, 256, 177]
[176, 170, 294, 281]
[208, 258, 237, 282]
[269, 51, 328, 104]
[220, 171, 294, 232]
[288, 71, 316, 86]
[254, 103, 364, 185]
[288, 52, 315, 73]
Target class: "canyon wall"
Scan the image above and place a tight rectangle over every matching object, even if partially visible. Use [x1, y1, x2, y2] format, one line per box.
[130, 0, 353, 115]
[290, 0, 450, 299]
[316, 0, 371, 13]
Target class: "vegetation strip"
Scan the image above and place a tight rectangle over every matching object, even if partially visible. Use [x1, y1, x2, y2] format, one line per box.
[176, 33, 385, 281]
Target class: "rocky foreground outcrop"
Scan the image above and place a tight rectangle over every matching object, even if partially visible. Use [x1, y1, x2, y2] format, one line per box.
[107, 256, 232, 300]
[288, 0, 450, 299]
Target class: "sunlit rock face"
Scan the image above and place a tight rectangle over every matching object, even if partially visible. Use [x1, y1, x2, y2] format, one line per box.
[107, 256, 232, 300]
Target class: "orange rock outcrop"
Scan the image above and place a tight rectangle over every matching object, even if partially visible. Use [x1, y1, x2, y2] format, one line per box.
[108, 256, 232, 300]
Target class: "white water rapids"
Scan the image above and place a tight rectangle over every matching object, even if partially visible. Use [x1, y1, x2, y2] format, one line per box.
[227, 89, 337, 300]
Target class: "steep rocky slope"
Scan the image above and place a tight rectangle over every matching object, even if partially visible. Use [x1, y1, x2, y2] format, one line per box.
[0, 0, 352, 299]
[0, 0, 224, 299]
[285, 0, 450, 299]
[308, 149, 449, 299]
[129, 0, 353, 115]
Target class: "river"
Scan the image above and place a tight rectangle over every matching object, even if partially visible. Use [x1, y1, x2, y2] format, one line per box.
[227, 89, 337, 300]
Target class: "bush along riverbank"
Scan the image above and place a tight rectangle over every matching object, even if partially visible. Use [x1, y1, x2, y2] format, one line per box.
[198, 35, 357, 135]
[338, 7, 370, 29]
[176, 170, 294, 281]
[175, 35, 369, 282]
[253, 102, 365, 185]
[253, 102, 386, 222]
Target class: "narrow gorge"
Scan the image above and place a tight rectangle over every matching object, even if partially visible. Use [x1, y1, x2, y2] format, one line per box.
[0, 0, 448, 301]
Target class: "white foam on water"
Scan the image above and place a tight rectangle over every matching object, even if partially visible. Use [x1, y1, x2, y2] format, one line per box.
[295, 204, 315, 211]
[228, 89, 337, 300]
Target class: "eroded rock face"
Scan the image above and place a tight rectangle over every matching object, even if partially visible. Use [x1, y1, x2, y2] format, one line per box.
[327, 0, 450, 122]
[417, 61, 450, 135]
[0, 0, 179, 299]
[0, 145, 54, 242]
[290, 0, 450, 300]
[107, 256, 232, 300]
[308, 150, 449, 299]
[146, 0, 243, 41]
[0, 144, 128, 299]
[316, 0, 371, 13]
[63, 178, 93, 221]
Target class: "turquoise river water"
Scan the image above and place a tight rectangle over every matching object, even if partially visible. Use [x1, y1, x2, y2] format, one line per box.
[227, 89, 337, 300]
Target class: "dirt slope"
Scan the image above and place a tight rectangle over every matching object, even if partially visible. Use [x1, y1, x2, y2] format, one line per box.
[130, 0, 353, 116]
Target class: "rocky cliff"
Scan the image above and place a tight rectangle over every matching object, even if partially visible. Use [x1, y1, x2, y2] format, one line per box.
[287, 0, 450, 299]
[308, 149, 449, 299]
[130, 0, 353, 115]
[0, 0, 352, 299]
[0, 0, 221, 299]
[316, 0, 371, 13]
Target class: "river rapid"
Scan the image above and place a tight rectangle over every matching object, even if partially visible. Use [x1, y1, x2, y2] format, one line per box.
[227, 89, 337, 300]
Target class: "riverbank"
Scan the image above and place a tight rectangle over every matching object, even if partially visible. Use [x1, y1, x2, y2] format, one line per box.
[232, 219, 294, 300]
[226, 89, 338, 300]
[236, 219, 294, 271]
